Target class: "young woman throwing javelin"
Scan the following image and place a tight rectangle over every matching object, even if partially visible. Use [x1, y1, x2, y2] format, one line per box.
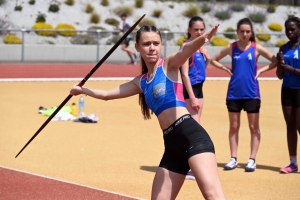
[70, 24, 227, 199]
[276, 16, 300, 174]
[210, 18, 277, 172]
[180, 16, 211, 180]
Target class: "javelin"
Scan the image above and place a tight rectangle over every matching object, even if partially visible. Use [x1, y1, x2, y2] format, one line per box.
[15, 14, 146, 158]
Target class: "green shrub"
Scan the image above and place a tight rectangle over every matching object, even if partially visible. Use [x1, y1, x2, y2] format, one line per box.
[88, 26, 110, 38]
[65, 0, 74, 6]
[135, 0, 144, 8]
[215, 10, 231, 20]
[85, 3, 94, 13]
[139, 18, 155, 27]
[159, 28, 174, 40]
[267, 4, 276, 13]
[256, 31, 271, 42]
[210, 36, 230, 46]
[248, 11, 266, 23]
[268, 23, 283, 32]
[49, 4, 59, 12]
[231, 3, 244, 12]
[201, 3, 211, 13]
[29, 0, 35, 5]
[32, 22, 56, 36]
[153, 9, 162, 18]
[101, 0, 109, 6]
[113, 6, 133, 16]
[90, 13, 100, 24]
[275, 39, 288, 47]
[0, 0, 6, 6]
[176, 35, 186, 46]
[223, 27, 236, 39]
[104, 18, 119, 26]
[14, 5, 22, 11]
[3, 34, 22, 44]
[36, 12, 46, 23]
[70, 34, 97, 45]
[183, 6, 198, 18]
[56, 23, 77, 36]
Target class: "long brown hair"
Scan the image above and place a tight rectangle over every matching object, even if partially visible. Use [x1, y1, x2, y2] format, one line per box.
[237, 18, 256, 42]
[135, 25, 162, 119]
[187, 16, 205, 40]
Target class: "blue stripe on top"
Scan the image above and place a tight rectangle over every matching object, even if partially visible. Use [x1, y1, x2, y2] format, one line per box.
[227, 42, 260, 100]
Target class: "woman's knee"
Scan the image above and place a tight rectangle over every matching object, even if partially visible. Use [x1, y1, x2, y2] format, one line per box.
[249, 124, 260, 135]
[229, 124, 239, 133]
[202, 189, 225, 200]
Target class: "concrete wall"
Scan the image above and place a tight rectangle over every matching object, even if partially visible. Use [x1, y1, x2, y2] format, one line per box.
[0, 44, 279, 63]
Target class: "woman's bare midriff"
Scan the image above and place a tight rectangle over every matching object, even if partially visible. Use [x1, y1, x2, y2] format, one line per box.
[157, 107, 190, 130]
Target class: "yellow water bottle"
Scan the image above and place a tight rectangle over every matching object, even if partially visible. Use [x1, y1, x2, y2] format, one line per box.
[71, 102, 77, 116]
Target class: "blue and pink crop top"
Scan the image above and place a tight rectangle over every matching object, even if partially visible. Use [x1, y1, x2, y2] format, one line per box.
[139, 59, 186, 116]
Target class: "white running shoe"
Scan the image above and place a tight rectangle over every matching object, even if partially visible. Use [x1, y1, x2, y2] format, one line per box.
[185, 169, 195, 180]
[223, 158, 238, 170]
[245, 159, 256, 172]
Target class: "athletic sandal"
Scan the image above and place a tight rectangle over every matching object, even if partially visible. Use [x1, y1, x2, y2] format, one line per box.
[245, 159, 256, 172]
[185, 169, 195, 180]
[224, 158, 238, 170]
[280, 163, 298, 173]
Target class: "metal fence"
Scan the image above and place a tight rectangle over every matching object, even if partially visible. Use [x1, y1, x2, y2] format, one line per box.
[0, 29, 287, 62]
[167, 0, 300, 6]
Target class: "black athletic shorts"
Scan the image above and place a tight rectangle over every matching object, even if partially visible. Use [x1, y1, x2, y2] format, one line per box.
[122, 37, 131, 47]
[226, 99, 261, 113]
[159, 114, 215, 175]
[281, 87, 300, 108]
[183, 82, 204, 99]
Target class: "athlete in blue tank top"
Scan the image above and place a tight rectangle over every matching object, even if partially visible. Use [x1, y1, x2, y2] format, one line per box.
[211, 18, 277, 172]
[227, 41, 260, 100]
[180, 17, 210, 125]
[276, 17, 300, 174]
[139, 59, 186, 116]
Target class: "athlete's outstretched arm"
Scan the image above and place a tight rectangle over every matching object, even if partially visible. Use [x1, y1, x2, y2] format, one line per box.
[166, 24, 219, 69]
[70, 76, 142, 100]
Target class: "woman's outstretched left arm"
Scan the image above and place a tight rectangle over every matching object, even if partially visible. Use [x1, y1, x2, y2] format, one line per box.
[166, 24, 219, 69]
[70, 76, 142, 101]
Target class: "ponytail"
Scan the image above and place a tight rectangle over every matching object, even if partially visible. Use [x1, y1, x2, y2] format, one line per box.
[136, 25, 162, 119]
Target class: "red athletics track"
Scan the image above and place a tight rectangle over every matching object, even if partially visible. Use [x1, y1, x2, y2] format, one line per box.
[0, 166, 143, 200]
[0, 63, 277, 79]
